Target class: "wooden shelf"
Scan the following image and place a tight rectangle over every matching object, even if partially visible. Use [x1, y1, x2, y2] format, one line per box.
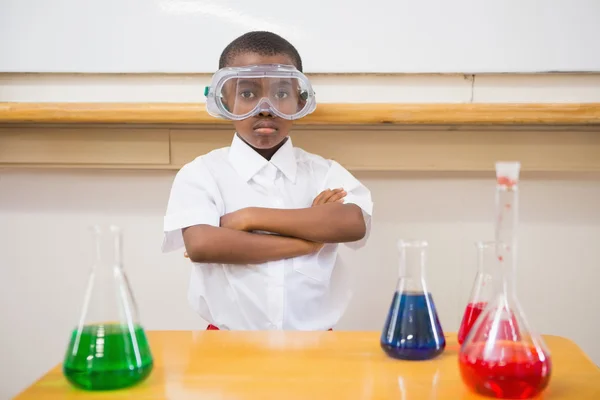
[1, 102, 600, 125]
[1, 125, 599, 172]
[1, 102, 599, 172]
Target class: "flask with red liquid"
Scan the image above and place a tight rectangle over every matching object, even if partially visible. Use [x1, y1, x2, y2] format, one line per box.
[457, 241, 496, 345]
[459, 162, 551, 399]
[458, 241, 522, 345]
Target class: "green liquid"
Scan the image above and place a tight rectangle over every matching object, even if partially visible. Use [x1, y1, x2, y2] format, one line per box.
[63, 323, 153, 391]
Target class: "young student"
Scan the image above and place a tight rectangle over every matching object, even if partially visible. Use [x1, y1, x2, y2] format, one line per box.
[162, 31, 373, 331]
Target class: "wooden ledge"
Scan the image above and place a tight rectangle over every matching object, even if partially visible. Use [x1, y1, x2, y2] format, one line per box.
[1, 102, 600, 125]
[2, 126, 599, 172]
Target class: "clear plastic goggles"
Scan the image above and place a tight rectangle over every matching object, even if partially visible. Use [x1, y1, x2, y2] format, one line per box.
[205, 64, 316, 121]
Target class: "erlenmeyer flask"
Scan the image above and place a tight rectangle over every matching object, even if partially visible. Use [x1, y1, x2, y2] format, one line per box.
[458, 241, 522, 346]
[380, 240, 445, 360]
[457, 241, 497, 345]
[459, 162, 551, 399]
[63, 225, 153, 390]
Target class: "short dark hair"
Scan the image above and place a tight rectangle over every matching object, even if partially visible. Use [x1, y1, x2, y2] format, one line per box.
[219, 31, 303, 72]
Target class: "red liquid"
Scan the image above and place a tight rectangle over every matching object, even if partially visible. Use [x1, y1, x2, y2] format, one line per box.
[458, 302, 522, 345]
[459, 342, 551, 399]
[458, 302, 485, 344]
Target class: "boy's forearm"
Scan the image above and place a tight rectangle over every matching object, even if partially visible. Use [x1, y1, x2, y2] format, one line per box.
[245, 203, 366, 243]
[182, 225, 319, 265]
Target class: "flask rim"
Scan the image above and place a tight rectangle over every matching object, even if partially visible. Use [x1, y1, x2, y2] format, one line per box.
[397, 239, 428, 249]
[475, 240, 496, 249]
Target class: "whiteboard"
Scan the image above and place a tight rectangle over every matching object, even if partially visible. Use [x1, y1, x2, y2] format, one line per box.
[1, 0, 600, 73]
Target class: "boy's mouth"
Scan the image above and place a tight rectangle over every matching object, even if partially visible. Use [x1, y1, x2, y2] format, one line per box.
[253, 120, 278, 135]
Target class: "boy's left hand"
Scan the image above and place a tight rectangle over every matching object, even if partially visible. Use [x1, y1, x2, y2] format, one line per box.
[312, 188, 346, 206]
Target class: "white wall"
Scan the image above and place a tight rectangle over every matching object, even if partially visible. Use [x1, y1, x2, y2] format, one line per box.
[3, 73, 600, 103]
[1, 73, 600, 399]
[3, 0, 600, 73]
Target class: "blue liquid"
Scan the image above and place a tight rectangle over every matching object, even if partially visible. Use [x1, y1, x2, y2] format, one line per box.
[380, 291, 446, 360]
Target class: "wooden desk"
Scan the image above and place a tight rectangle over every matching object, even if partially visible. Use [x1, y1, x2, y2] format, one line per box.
[15, 332, 600, 399]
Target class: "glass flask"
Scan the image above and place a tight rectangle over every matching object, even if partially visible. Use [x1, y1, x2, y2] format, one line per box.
[459, 162, 551, 399]
[380, 240, 445, 360]
[63, 225, 153, 391]
[457, 241, 497, 345]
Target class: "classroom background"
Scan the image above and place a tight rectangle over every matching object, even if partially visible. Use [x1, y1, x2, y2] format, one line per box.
[1, 0, 600, 398]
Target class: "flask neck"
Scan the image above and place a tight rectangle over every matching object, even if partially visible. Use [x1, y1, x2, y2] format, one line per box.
[494, 175, 519, 298]
[468, 241, 497, 300]
[493, 243, 517, 298]
[476, 242, 497, 275]
[92, 225, 123, 272]
[78, 225, 139, 328]
[397, 240, 428, 292]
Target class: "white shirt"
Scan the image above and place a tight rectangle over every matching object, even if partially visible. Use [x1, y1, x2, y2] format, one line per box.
[162, 133, 373, 330]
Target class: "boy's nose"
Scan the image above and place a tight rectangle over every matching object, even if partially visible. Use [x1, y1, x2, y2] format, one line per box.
[257, 107, 274, 117]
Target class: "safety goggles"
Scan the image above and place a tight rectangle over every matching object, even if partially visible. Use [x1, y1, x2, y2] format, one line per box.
[205, 64, 316, 120]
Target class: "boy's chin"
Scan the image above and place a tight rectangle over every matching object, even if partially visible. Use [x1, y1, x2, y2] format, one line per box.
[241, 132, 288, 150]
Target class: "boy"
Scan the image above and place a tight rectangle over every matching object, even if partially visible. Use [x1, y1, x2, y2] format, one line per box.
[162, 31, 373, 331]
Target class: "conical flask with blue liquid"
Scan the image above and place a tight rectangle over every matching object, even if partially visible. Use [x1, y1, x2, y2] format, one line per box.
[63, 225, 153, 390]
[380, 240, 446, 360]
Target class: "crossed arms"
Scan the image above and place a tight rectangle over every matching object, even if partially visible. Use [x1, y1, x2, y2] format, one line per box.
[182, 189, 367, 264]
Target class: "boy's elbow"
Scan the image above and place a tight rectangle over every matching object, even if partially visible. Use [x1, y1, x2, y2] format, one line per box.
[186, 246, 209, 263]
[185, 241, 211, 263]
[347, 218, 367, 242]
[182, 225, 217, 263]
[342, 205, 367, 242]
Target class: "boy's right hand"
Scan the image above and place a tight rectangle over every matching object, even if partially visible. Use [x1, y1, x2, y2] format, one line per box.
[312, 188, 346, 206]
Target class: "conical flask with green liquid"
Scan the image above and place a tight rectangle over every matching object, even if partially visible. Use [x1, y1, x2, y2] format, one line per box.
[63, 225, 153, 390]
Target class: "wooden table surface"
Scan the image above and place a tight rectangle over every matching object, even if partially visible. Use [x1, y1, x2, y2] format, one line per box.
[15, 331, 600, 399]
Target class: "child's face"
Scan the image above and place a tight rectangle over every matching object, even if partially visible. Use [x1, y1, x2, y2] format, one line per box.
[224, 52, 297, 150]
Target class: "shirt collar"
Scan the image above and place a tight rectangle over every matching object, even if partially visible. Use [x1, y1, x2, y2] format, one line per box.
[228, 134, 297, 183]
